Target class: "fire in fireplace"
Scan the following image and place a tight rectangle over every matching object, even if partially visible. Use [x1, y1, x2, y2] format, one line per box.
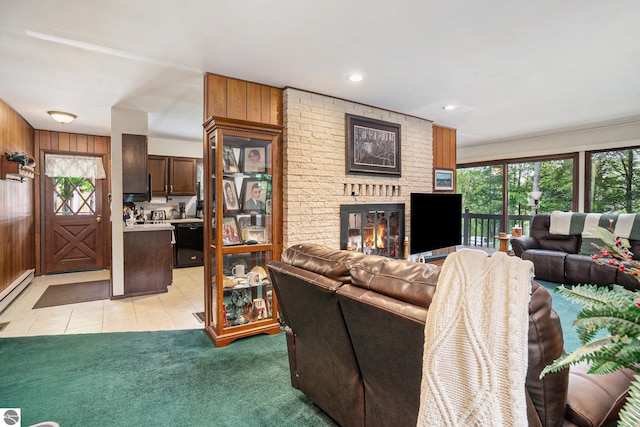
[340, 203, 405, 259]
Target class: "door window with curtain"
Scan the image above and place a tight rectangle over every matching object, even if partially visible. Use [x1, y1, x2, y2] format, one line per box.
[46, 154, 106, 216]
[43, 153, 107, 274]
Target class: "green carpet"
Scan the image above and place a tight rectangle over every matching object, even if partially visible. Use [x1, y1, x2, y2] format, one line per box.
[536, 280, 582, 352]
[0, 330, 336, 427]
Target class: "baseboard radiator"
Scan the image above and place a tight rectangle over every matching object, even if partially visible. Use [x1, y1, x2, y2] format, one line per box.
[0, 269, 35, 314]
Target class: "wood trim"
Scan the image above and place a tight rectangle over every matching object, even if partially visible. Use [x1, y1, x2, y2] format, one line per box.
[35, 130, 111, 274]
[203, 73, 283, 126]
[0, 98, 35, 295]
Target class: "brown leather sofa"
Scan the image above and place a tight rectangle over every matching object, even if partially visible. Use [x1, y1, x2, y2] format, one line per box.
[512, 214, 640, 290]
[268, 243, 634, 427]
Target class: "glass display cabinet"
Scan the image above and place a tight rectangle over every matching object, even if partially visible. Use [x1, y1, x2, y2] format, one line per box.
[203, 117, 283, 347]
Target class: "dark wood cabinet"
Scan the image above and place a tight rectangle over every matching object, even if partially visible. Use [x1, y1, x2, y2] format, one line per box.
[122, 134, 148, 195]
[123, 228, 173, 296]
[148, 155, 197, 196]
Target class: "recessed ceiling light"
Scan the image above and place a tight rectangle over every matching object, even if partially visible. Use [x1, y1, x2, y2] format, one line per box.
[47, 111, 77, 124]
[442, 105, 457, 111]
[346, 73, 364, 82]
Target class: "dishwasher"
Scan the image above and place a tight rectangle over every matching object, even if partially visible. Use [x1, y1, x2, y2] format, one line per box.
[174, 222, 204, 267]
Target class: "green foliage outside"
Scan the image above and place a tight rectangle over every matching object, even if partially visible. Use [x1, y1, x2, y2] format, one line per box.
[591, 149, 640, 213]
[457, 147, 640, 216]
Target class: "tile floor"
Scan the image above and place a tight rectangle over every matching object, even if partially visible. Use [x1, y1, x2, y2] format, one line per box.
[0, 266, 205, 338]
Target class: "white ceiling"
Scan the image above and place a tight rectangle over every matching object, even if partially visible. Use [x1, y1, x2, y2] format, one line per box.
[1, 0, 639, 148]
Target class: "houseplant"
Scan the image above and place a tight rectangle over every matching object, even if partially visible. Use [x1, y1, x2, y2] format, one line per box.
[540, 226, 640, 426]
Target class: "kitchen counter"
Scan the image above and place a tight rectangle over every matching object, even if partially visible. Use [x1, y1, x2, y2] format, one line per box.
[168, 217, 204, 223]
[124, 222, 175, 232]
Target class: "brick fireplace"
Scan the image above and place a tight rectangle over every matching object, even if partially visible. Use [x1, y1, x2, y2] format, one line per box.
[340, 203, 405, 259]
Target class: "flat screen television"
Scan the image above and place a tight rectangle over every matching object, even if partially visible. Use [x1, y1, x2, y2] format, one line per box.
[410, 192, 462, 254]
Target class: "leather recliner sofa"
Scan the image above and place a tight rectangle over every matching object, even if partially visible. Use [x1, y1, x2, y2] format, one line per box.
[268, 243, 634, 427]
[511, 214, 640, 289]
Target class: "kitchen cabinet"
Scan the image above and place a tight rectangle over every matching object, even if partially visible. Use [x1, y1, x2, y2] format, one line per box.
[148, 155, 197, 197]
[123, 225, 173, 297]
[203, 116, 283, 347]
[122, 134, 148, 198]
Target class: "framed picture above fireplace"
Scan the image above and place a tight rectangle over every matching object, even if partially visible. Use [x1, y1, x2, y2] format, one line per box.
[346, 114, 401, 176]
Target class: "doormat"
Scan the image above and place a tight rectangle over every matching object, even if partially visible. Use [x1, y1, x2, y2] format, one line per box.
[33, 280, 110, 309]
[193, 312, 205, 323]
[0, 322, 8, 332]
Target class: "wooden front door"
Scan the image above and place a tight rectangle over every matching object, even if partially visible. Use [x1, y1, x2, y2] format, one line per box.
[44, 165, 105, 274]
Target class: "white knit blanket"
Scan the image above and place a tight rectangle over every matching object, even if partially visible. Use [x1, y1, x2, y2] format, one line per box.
[416, 249, 533, 427]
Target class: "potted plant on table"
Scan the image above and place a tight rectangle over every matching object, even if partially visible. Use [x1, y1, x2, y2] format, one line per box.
[540, 226, 640, 426]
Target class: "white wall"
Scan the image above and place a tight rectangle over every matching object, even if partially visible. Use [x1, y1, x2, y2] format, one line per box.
[457, 120, 640, 164]
[110, 108, 148, 297]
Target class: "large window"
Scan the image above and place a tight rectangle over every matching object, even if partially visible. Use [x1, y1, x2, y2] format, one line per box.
[457, 155, 576, 246]
[588, 148, 640, 213]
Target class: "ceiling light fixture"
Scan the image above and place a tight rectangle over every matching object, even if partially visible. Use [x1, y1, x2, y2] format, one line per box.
[346, 73, 364, 82]
[442, 105, 457, 111]
[47, 111, 77, 124]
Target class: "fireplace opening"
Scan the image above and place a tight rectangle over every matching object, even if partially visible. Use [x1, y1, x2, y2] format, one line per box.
[340, 203, 405, 259]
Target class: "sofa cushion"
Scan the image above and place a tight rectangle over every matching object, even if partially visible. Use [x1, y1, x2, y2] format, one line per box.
[349, 255, 439, 309]
[522, 249, 567, 283]
[565, 254, 618, 286]
[531, 214, 580, 253]
[565, 362, 634, 427]
[281, 243, 365, 283]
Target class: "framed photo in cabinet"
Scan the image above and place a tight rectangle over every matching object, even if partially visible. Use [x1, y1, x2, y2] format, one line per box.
[242, 226, 267, 243]
[222, 178, 240, 214]
[222, 216, 242, 245]
[241, 146, 267, 173]
[223, 146, 239, 173]
[241, 179, 268, 214]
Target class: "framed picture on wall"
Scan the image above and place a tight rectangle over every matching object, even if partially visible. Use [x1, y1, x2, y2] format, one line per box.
[434, 168, 454, 191]
[346, 114, 401, 176]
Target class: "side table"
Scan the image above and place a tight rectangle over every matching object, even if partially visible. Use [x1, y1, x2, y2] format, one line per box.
[497, 234, 512, 253]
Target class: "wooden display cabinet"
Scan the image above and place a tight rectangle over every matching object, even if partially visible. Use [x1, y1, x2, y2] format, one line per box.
[203, 116, 283, 347]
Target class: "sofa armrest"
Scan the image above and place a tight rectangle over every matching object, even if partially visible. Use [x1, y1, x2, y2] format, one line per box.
[512, 236, 539, 257]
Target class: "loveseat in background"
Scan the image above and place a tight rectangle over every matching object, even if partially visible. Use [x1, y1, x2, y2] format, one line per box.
[267, 243, 633, 427]
[512, 213, 640, 290]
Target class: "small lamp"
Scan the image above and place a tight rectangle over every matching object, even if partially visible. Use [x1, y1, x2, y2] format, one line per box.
[47, 111, 77, 124]
[530, 191, 542, 214]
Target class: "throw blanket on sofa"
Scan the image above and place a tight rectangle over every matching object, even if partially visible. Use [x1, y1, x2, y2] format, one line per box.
[416, 249, 533, 427]
[549, 211, 640, 240]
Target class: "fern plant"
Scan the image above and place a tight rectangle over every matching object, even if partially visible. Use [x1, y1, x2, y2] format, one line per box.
[540, 225, 640, 426]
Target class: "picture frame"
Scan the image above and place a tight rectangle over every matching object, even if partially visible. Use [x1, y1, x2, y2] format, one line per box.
[346, 114, 401, 176]
[222, 178, 240, 214]
[434, 168, 454, 191]
[222, 216, 242, 245]
[242, 226, 268, 244]
[223, 146, 239, 173]
[241, 179, 268, 214]
[235, 214, 252, 230]
[241, 146, 267, 173]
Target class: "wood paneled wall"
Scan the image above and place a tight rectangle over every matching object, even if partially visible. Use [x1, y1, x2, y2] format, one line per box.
[0, 99, 35, 295]
[433, 125, 457, 190]
[34, 130, 111, 274]
[204, 73, 283, 125]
